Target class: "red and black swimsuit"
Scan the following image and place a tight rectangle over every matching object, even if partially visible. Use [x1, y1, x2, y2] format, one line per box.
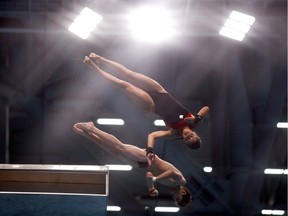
[147, 91, 193, 130]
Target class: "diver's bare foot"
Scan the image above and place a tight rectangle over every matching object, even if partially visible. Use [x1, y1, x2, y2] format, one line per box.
[73, 122, 94, 133]
[89, 53, 103, 62]
[83, 56, 93, 64]
[73, 122, 103, 143]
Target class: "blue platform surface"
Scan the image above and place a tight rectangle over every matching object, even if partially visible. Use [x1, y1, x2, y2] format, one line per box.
[0, 193, 107, 216]
[0, 164, 109, 216]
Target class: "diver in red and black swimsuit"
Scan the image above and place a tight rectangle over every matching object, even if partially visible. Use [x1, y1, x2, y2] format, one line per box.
[83, 53, 209, 163]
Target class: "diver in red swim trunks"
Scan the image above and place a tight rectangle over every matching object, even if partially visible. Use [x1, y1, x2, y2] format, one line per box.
[83, 53, 209, 161]
[73, 122, 192, 207]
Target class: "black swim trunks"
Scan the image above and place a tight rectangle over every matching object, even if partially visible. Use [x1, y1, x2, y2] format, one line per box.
[137, 161, 149, 168]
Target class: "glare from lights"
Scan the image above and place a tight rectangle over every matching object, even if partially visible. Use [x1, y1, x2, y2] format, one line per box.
[68, 23, 91, 39]
[68, 7, 102, 39]
[262, 209, 285, 215]
[107, 206, 121, 211]
[96, 118, 125, 125]
[128, 6, 175, 42]
[154, 119, 166, 126]
[154, 207, 179, 212]
[264, 169, 287, 175]
[219, 27, 245, 41]
[230, 11, 255, 25]
[203, 167, 212, 172]
[219, 10, 255, 41]
[106, 164, 132, 171]
[224, 19, 251, 33]
[277, 122, 288, 128]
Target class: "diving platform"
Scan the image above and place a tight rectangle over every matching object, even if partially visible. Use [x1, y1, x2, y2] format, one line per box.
[0, 164, 109, 216]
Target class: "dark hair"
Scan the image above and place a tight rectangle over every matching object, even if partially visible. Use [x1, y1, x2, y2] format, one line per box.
[186, 136, 202, 149]
[176, 186, 192, 207]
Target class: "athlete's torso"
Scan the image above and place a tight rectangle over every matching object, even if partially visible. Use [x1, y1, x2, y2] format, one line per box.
[148, 91, 191, 127]
[148, 92, 196, 134]
[146, 155, 183, 187]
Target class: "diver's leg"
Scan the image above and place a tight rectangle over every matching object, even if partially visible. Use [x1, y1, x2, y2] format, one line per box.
[84, 56, 155, 112]
[73, 122, 147, 162]
[89, 53, 167, 93]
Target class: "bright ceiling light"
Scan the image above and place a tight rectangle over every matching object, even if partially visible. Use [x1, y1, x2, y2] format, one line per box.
[230, 11, 255, 25]
[96, 118, 125, 125]
[203, 167, 212, 172]
[68, 7, 102, 39]
[277, 122, 288, 128]
[224, 19, 251, 33]
[128, 6, 175, 42]
[154, 119, 166, 126]
[106, 164, 132, 171]
[107, 206, 121, 211]
[219, 10, 255, 41]
[219, 27, 245, 41]
[155, 207, 179, 212]
[262, 209, 285, 215]
[68, 23, 91, 39]
[264, 169, 287, 175]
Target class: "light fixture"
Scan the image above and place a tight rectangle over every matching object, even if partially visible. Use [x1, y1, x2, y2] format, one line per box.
[105, 164, 132, 171]
[96, 118, 125, 125]
[203, 167, 212, 172]
[219, 10, 255, 41]
[230, 11, 255, 25]
[154, 207, 179, 213]
[264, 169, 287, 175]
[128, 6, 175, 42]
[262, 209, 285, 215]
[154, 119, 166, 126]
[107, 206, 121, 211]
[277, 122, 288, 128]
[68, 7, 102, 39]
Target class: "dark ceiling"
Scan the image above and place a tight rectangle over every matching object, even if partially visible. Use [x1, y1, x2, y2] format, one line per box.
[0, 0, 287, 216]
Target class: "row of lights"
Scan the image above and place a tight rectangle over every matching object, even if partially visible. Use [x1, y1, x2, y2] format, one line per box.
[96, 118, 165, 126]
[107, 165, 287, 175]
[68, 6, 256, 42]
[68, 6, 174, 42]
[107, 206, 179, 213]
[262, 210, 286, 215]
[219, 10, 255, 41]
[107, 206, 285, 215]
[96, 118, 287, 128]
[203, 167, 288, 175]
